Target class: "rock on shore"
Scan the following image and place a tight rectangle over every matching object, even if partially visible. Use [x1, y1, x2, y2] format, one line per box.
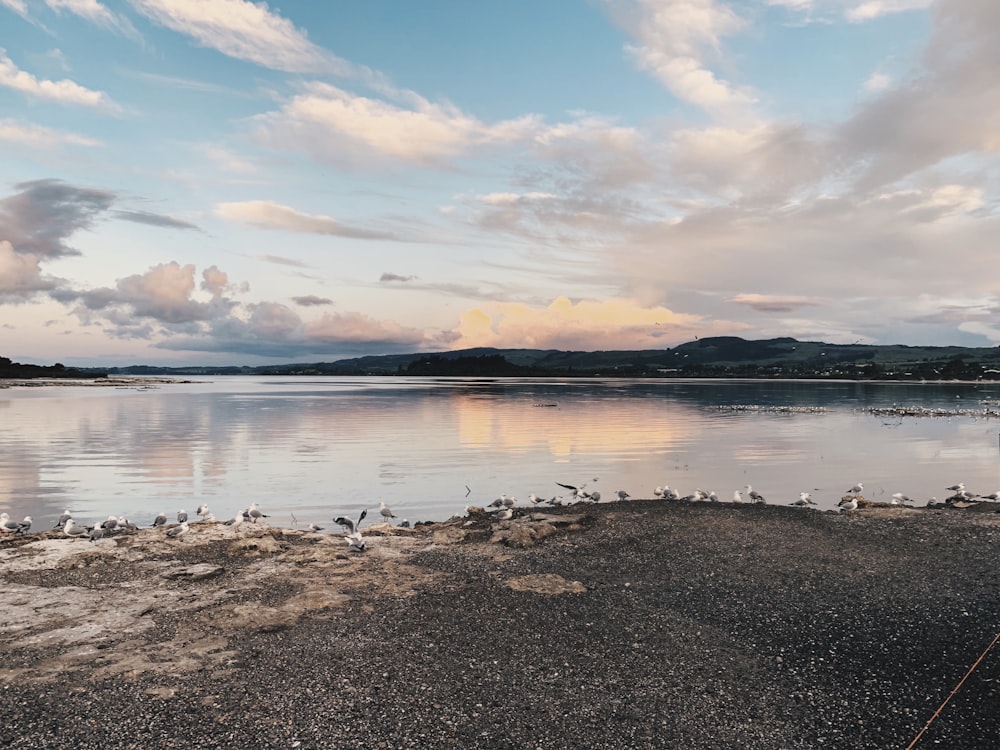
[3, 501, 1000, 748]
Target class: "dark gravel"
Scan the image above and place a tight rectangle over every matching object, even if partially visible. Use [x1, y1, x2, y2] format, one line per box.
[4, 501, 1000, 749]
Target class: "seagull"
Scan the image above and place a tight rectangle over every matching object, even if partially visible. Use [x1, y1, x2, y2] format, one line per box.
[946, 482, 965, 493]
[118, 516, 138, 532]
[528, 493, 545, 505]
[88, 525, 105, 543]
[494, 507, 514, 521]
[345, 530, 366, 552]
[54, 509, 73, 528]
[653, 486, 664, 498]
[838, 496, 858, 512]
[14, 515, 32, 534]
[0, 514, 19, 533]
[307, 523, 324, 532]
[745, 485, 766, 504]
[556, 482, 592, 500]
[846, 482, 864, 495]
[793, 492, 817, 507]
[663, 486, 680, 501]
[615, 490, 630, 502]
[890, 492, 912, 505]
[588, 490, 601, 502]
[166, 521, 190, 540]
[224, 512, 244, 527]
[63, 519, 89, 539]
[177, 509, 188, 524]
[196, 504, 211, 521]
[152, 512, 167, 528]
[334, 509, 368, 535]
[979, 490, 1000, 501]
[732, 490, 744, 503]
[379, 501, 397, 523]
[247, 503, 269, 523]
[100, 516, 119, 532]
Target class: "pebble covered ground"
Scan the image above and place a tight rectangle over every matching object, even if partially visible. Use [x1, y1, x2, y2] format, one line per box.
[3, 500, 1000, 749]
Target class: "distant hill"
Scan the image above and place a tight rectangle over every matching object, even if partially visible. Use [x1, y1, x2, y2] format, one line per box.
[52, 336, 1000, 380]
[0, 356, 106, 380]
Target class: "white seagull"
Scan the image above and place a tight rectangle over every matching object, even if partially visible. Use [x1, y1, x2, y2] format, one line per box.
[379, 501, 397, 523]
[166, 521, 190, 540]
[196, 504, 212, 521]
[152, 511, 167, 528]
[793, 492, 817, 507]
[846, 482, 864, 495]
[838, 496, 858, 512]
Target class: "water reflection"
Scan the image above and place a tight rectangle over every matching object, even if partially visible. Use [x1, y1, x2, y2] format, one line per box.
[1, 377, 1000, 527]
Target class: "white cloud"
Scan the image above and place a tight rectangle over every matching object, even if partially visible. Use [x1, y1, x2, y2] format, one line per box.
[0, 119, 102, 148]
[255, 83, 537, 166]
[608, 0, 756, 120]
[863, 72, 892, 92]
[846, 0, 931, 23]
[0, 50, 119, 110]
[0, 0, 28, 18]
[128, 0, 363, 77]
[44, 0, 140, 38]
[215, 200, 396, 240]
[0, 241, 58, 300]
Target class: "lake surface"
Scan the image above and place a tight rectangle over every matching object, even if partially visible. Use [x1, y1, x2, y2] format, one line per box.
[3, 376, 1000, 530]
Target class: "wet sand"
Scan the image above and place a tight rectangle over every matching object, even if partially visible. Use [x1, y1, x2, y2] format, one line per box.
[3, 500, 1000, 749]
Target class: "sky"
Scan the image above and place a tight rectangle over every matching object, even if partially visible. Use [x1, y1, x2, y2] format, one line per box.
[0, 0, 998, 367]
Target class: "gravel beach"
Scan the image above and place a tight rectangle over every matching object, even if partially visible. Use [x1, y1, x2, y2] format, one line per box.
[3, 500, 1000, 749]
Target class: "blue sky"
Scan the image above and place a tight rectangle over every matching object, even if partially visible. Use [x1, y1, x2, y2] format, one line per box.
[1, 0, 997, 366]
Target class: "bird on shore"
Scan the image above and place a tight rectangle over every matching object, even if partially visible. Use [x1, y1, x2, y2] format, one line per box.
[653, 486, 664, 498]
[838, 496, 858, 512]
[615, 490, 631, 502]
[88, 525, 105, 543]
[732, 490, 744, 503]
[745, 485, 766, 504]
[118, 517, 138, 532]
[196, 504, 211, 521]
[379, 501, 397, 523]
[307, 523, 324, 532]
[846, 482, 864, 495]
[177, 509, 188, 524]
[335, 509, 368, 535]
[14, 516, 32, 534]
[63, 519, 89, 539]
[793, 492, 817, 507]
[979, 490, 1000, 501]
[890, 493, 913, 505]
[345, 530, 366, 552]
[0, 514, 19, 533]
[54, 509, 73, 528]
[100, 516, 119, 532]
[152, 512, 167, 528]
[247, 503, 269, 523]
[166, 521, 190, 540]
[946, 482, 965, 493]
[494, 507, 514, 521]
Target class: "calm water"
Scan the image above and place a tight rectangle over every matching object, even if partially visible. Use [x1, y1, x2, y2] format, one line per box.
[3, 376, 1000, 529]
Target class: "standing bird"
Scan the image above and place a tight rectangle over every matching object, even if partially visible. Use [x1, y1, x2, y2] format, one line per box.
[15, 515, 33, 534]
[946, 482, 965, 493]
[177, 509, 188, 524]
[152, 511, 167, 528]
[379, 501, 397, 524]
[54, 509, 73, 529]
[196, 504, 211, 521]
[846, 482, 864, 495]
[615, 490, 630, 502]
[793, 492, 816, 507]
[732, 490, 744, 504]
[890, 492, 912, 505]
[247, 503, 269, 523]
[166, 521, 190, 540]
[745, 485, 766, 504]
[838, 496, 858, 513]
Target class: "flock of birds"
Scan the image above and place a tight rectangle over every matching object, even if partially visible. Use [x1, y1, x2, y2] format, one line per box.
[0, 498, 406, 554]
[1, 479, 993, 552]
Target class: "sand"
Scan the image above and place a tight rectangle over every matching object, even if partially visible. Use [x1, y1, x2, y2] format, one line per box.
[2, 500, 1000, 749]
